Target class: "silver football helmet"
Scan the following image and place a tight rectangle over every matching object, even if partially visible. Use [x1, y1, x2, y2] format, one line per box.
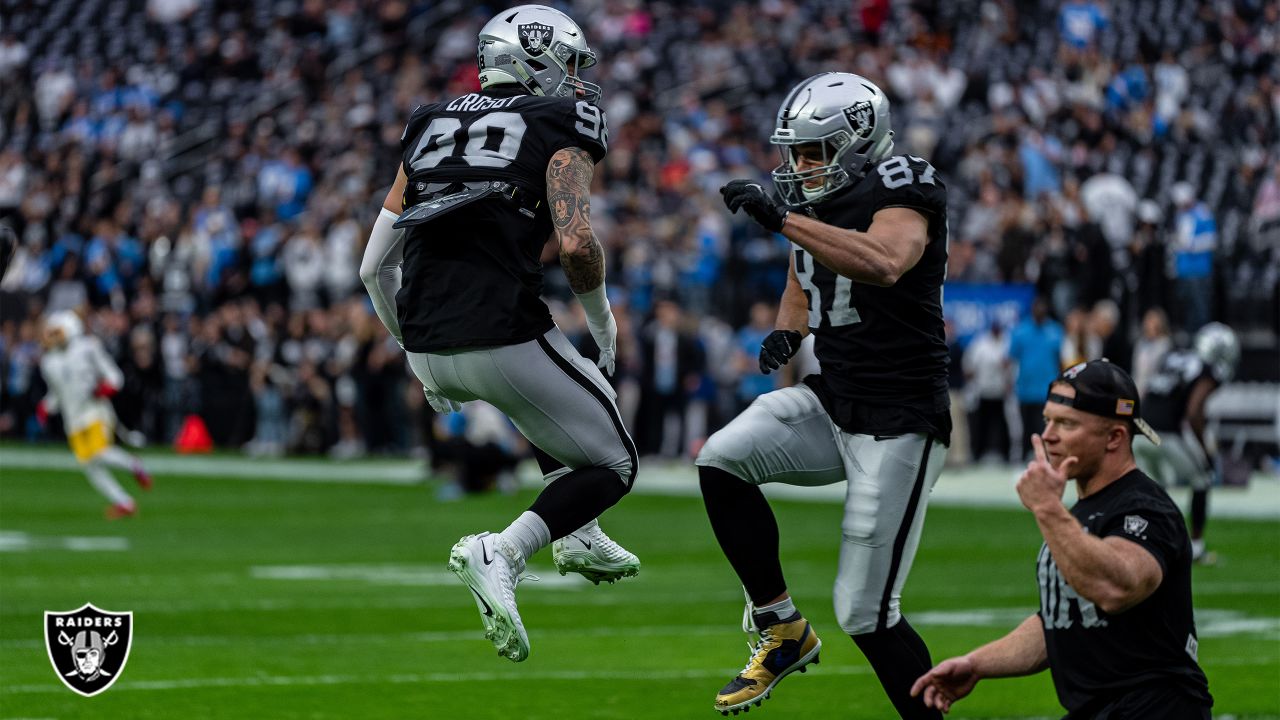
[477, 5, 601, 103]
[1194, 322, 1240, 383]
[770, 72, 895, 206]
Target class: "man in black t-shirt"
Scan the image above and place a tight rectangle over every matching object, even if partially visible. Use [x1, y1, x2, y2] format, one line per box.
[912, 360, 1212, 719]
[697, 73, 951, 718]
[358, 4, 639, 664]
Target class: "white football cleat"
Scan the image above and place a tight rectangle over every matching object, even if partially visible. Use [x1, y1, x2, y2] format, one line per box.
[552, 521, 640, 585]
[447, 532, 530, 662]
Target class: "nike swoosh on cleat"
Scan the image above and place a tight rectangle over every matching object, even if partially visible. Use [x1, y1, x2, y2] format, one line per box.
[468, 588, 495, 617]
[481, 541, 494, 565]
[574, 534, 591, 550]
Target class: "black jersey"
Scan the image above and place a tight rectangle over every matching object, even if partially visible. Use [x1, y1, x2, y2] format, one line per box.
[795, 154, 951, 443]
[395, 87, 608, 352]
[1038, 470, 1212, 715]
[1142, 349, 1218, 432]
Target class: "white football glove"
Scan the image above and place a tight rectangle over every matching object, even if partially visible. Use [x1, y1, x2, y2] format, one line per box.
[588, 312, 617, 376]
[576, 284, 617, 376]
[423, 386, 462, 414]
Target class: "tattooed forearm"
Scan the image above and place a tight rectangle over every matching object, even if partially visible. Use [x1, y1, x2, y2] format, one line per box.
[547, 147, 606, 292]
[561, 232, 604, 291]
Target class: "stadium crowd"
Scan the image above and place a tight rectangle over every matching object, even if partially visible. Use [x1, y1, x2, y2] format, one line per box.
[1, 0, 1276, 472]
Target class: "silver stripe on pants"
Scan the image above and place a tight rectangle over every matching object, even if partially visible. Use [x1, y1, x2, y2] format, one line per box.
[407, 326, 636, 486]
[696, 383, 946, 634]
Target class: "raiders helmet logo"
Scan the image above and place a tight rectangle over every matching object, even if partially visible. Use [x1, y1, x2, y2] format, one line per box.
[843, 100, 876, 138]
[518, 22, 554, 55]
[44, 603, 133, 697]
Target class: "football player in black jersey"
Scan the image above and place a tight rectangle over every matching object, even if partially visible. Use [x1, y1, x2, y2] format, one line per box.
[358, 5, 639, 664]
[1133, 322, 1241, 564]
[913, 360, 1212, 719]
[697, 73, 952, 718]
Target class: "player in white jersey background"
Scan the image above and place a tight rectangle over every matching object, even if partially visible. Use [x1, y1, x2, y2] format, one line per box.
[36, 311, 152, 519]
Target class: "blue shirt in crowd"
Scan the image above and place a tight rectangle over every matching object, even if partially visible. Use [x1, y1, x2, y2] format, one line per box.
[1174, 203, 1216, 279]
[736, 326, 777, 402]
[1009, 317, 1064, 403]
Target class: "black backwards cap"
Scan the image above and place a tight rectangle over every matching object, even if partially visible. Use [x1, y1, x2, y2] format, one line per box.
[1047, 359, 1161, 446]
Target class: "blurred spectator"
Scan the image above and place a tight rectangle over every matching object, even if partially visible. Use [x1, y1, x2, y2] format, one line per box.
[732, 301, 780, 414]
[0, 0, 1273, 462]
[637, 299, 705, 458]
[1080, 173, 1137, 251]
[964, 321, 1012, 463]
[1132, 307, 1172, 397]
[944, 319, 970, 468]
[432, 401, 524, 499]
[1058, 0, 1108, 49]
[1008, 296, 1064, 461]
[282, 220, 325, 311]
[1125, 200, 1171, 322]
[1091, 299, 1126, 368]
[1170, 182, 1217, 333]
[1060, 306, 1099, 368]
[1252, 164, 1280, 250]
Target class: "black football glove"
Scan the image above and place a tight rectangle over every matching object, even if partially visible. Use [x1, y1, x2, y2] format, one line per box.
[721, 180, 788, 233]
[758, 330, 803, 374]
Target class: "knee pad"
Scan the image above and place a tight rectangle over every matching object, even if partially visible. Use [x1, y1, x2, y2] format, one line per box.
[695, 426, 752, 473]
[835, 587, 894, 636]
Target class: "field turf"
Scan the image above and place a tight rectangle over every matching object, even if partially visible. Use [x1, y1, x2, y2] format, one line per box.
[2, 456, 1277, 719]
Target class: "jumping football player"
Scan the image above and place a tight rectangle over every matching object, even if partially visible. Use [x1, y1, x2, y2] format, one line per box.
[700, 73, 951, 718]
[359, 5, 638, 663]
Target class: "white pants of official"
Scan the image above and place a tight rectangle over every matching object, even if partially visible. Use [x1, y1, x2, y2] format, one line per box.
[695, 383, 946, 635]
[406, 326, 636, 488]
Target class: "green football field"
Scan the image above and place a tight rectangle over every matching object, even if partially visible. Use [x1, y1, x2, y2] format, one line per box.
[2, 454, 1278, 719]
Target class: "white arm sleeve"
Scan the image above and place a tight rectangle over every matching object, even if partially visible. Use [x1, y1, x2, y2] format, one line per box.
[359, 207, 407, 345]
[38, 357, 58, 413]
[88, 337, 124, 390]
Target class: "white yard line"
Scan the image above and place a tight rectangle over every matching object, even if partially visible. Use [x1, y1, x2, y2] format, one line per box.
[2, 611, 1274, 651]
[0, 447, 422, 484]
[4, 665, 873, 694]
[0, 531, 129, 552]
[4, 655, 1272, 696]
[3, 447, 1278, 517]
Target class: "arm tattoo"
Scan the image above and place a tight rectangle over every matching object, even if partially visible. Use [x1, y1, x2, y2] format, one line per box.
[547, 147, 606, 292]
[549, 190, 576, 228]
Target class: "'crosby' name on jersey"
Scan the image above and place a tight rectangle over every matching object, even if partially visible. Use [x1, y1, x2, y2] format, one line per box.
[442, 93, 523, 113]
[394, 87, 608, 353]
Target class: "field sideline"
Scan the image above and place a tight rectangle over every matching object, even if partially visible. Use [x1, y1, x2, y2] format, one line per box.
[1, 446, 1277, 719]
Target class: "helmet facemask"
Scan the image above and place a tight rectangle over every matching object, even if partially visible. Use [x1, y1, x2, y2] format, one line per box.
[547, 41, 600, 102]
[490, 40, 600, 102]
[771, 133, 867, 206]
